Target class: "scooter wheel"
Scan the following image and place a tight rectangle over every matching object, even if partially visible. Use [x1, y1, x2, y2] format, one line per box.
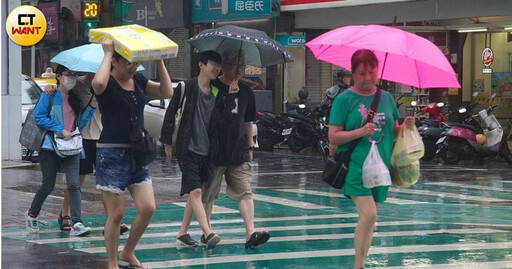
[287, 130, 306, 152]
[500, 142, 512, 165]
[438, 148, 459, 165]
[421, 139, 437, 162]
[256, 123, 275, 151]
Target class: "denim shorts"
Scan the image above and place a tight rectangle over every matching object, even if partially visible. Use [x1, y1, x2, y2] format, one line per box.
[95, 147, 151, 194]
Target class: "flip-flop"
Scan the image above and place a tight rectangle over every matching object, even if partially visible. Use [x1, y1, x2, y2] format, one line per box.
[118, 260, 146, 269]
[58, 214, 72, 231]
[245, 231, 270, 249]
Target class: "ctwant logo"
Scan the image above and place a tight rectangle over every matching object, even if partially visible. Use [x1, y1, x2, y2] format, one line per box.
[6, 5, 47, 46]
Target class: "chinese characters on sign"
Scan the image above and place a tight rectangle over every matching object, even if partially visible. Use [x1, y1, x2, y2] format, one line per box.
[235, 1, 265, 11]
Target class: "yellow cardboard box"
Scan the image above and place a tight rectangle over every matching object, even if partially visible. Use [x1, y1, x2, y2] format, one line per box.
[89, 24, 178, 62]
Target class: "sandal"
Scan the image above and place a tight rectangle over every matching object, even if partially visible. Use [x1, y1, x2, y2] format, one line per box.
[118, 260, 146, 269]
[58, 212, 72, 231]
[245, 231, 270, 249]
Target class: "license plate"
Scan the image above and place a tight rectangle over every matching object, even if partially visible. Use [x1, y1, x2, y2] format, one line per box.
[282, 128, 292, 136]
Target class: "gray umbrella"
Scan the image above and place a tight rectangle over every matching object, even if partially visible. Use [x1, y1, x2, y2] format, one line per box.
[188, 25, 293, 67]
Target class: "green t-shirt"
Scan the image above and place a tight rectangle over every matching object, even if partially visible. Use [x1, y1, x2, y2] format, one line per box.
[329, 88, 400, 186]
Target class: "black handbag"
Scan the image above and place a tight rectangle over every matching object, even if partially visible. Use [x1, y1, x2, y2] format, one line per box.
[321, 89, 381, 189]
[19, 95, 54, 151]
[121, 91, 156, 166]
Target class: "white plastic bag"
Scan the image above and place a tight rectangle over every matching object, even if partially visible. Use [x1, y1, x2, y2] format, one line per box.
[391, 125, 424, 167]
[362, 141, 392, 188]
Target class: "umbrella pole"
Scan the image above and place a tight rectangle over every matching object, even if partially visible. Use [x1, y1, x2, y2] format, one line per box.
[235, 42, 243, 78]
[379, 52, 389, 89]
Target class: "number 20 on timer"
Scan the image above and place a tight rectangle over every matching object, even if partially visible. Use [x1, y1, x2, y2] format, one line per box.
[82, 1, 100, 20]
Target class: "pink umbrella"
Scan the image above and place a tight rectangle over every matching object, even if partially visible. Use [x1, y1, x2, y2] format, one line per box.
[306, 25, 461, 89]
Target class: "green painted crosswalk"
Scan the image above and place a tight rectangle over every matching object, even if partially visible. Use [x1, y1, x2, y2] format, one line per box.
[4, 182, 512, 268]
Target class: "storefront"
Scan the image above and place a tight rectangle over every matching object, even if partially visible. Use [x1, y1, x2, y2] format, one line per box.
[462, 31, 512, 125]
[281, 0, 512, 120]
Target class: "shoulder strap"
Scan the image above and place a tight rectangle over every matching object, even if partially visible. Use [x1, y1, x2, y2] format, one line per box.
[47, 95, 54, 116]
[343, 88, 382, 155]
[177, 81, 186, 109]
[118, 90, 138, 122]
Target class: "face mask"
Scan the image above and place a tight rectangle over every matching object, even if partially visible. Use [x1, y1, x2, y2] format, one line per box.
[61, 75, 77, 90]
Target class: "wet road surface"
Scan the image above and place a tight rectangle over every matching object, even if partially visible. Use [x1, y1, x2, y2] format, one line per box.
[3, 149, 512, 268]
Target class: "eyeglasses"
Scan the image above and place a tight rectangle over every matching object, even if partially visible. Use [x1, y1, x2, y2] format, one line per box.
[125, 61, 140, 68]
[225, 63, 246, 69]
[208, 60, 223, 69]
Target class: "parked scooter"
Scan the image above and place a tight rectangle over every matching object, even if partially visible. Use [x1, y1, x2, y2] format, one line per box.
[411, 101, 447, 161]
[283, 87, 309, 114]
[256, 110, 294, 151]
[286, 103, 330, 160]
[436, 93, 512, 165]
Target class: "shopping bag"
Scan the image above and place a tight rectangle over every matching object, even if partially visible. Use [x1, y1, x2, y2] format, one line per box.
[391, 161, 420, 188]
[172, 81, 186, 145]
[391, 125, 424, 167]
[362, 141, 391, 188]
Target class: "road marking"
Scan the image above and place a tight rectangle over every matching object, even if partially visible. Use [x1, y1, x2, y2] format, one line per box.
[78, 228, 505, 253]
[388, 188, 508, 202]
[380, 261, 512, 269]
[251, 193, 333, 209]
[275, 189, 425, 205]
[424, 181, 512, 193]
[143, 241, 512, 268]
[172, 202, 238, 214]
[3, 213, 359, 236]
[27, 220, 433, 244]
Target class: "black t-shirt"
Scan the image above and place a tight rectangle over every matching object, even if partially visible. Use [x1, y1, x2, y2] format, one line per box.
[95, 72, 148, 144]
[211, 78, 257, 166]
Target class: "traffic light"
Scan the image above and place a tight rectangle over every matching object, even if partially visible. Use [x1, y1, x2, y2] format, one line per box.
[114, 0, 133, 25]
[80, 20, 98, 38]
[80, 0, 100, 38]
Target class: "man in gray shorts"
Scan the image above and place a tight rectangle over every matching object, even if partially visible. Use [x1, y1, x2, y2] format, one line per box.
[203, 50, 270, 248]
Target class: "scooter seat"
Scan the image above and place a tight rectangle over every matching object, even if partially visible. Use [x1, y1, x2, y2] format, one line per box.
[445, 122, 477, 132]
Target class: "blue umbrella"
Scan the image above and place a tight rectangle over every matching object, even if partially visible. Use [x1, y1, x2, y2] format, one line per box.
[50, 44, 144, 73]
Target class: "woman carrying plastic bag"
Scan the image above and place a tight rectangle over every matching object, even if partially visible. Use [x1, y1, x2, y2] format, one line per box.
[328, 49, 416, 269]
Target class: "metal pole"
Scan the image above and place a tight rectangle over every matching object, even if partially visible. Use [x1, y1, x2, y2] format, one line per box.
[31, 45, 35, 77]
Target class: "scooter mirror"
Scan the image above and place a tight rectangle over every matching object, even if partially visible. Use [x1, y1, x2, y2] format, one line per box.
[298, 104, 306, 109]
[411, 101, 417, 106]
[283, 100, 288, 104]
[473, 92, 480, 97]
[458, 107, 467, 114]
[491, 93, 496, 99]
[437, 102, 445, 108]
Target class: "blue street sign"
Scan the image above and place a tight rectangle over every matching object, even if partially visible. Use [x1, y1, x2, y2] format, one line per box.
[275, 35, 306, 47]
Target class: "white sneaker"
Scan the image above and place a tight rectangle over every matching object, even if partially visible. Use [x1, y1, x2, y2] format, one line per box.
[25, 211, 39, 233]
[69, 222, 91, 237]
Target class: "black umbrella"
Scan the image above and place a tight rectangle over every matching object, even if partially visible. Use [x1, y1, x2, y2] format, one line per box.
[188, 25, 293, 67]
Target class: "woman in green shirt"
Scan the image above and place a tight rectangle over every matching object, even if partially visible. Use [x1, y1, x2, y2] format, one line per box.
[328, 49, 415, 269]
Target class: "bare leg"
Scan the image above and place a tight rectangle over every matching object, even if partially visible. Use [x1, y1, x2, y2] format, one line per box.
[118, 183, 155, 267]
[177, 196, 195, 237]
[101, 191, 125, 269]
[238, 199, 256, 240]
[352, 196, 378, 269]
[177, 189, 212, 237]
[203, 201, 214, 229]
